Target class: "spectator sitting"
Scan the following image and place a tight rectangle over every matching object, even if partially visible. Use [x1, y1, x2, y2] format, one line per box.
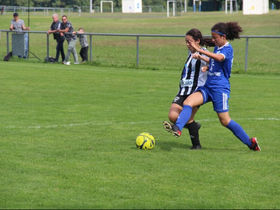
[9, 12, 30, 58]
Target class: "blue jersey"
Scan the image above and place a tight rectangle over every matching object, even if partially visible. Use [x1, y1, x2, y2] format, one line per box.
[205, 42, 233, 90]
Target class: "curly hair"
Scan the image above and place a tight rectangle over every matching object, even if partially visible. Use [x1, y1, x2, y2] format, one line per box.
[211, 22, 243, 40]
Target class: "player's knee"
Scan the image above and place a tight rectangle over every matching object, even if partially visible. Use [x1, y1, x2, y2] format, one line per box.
[168, 112, 177, 123]
[219, 118, 230, 127]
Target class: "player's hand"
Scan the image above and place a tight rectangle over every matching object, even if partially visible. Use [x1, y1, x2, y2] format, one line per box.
[201, 66, 209, 72]
[188, 39, 201, 52]
[192, 53, 201, 60]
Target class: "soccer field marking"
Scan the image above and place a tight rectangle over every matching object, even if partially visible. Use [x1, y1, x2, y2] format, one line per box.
[4, 120, 158, 129]
[3, 117, 279, 129]
[2, 62, 279, 80]
[199, 117, 280, 122]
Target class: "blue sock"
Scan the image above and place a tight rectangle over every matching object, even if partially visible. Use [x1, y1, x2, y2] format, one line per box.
[226, 120, 251, 147]
[175, 105, 192, 131]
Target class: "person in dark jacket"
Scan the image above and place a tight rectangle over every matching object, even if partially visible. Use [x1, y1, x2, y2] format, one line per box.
[48, 14, 65, 62]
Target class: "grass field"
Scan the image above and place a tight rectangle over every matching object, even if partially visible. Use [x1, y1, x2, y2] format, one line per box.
[0, 11, 280, 209]
[0, 11, 280, 73]
[0, 61, 279, 208]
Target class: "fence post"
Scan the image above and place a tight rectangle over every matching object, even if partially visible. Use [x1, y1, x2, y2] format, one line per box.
[245, 37, 249, 72]
[6, 31, 9, 54]
[90, 35, 93, 62]
[46, 33, 49, 61]
[136, 35, 139, 68]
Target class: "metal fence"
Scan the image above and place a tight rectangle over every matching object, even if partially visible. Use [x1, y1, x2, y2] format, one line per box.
[0, 5, 177, 15]
[0, 5, 75, 16]
[1, 29, 280, 71]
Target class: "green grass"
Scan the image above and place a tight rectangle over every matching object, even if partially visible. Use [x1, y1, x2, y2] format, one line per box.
[0, 61, 279, 208]
[0, 11, 280, 73]
[0, 11, 280, 208]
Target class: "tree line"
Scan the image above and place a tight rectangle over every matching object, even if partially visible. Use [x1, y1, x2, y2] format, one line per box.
[1, 0, 279, 9]
[1, 0, 162, 8]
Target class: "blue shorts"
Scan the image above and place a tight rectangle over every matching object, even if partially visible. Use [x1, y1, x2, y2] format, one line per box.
[197, 86, 230, 113]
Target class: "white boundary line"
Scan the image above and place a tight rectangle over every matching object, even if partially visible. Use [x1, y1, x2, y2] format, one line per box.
[3, 117, 279, 129]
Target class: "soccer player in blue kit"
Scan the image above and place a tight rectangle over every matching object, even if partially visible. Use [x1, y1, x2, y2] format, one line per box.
[164, 22, 261, 151]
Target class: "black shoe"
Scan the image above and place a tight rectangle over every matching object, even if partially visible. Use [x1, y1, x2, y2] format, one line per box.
[190, 145, 202, 150]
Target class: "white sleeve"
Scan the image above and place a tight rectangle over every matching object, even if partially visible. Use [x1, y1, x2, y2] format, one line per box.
[217, 51, 226, 60]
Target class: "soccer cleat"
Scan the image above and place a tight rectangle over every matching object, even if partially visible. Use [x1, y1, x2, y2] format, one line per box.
[163, 120, 173, 133]
[249, 137, 261, 151]
[162, 121, 181, 137]
[190, 145, 202, 150]
[185, 121, 202, 148]
[74, 62, 80, 65]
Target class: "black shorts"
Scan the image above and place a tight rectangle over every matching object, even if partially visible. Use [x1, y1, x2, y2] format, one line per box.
[172, 94, 201, 108]
[172, 94, 189, 107]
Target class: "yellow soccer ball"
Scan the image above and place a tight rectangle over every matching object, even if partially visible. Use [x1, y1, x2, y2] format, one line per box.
[136, 132, 155, 150]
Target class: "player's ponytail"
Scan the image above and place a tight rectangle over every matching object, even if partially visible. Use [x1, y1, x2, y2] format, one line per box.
[202, 37, 215, 47]
[186, 28, 215, 47]
[211, 22, 243, 40]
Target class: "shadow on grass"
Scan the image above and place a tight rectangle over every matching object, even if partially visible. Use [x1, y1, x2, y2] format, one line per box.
[157, 139, 244, 152]
[157, 140, 190, 151]
[203, 146, 248, 152]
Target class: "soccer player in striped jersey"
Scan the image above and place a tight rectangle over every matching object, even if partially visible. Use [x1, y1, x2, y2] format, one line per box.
[165, 22, 261, 151]
[163, 28, 213, 149]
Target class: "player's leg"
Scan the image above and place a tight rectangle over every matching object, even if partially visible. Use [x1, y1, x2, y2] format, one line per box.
[174, 91, 204, 134]
[185, 107, 202, 149]
[217, 112, 260, 151]
[165, 104, 201, 148]
[163, 96, 184, 132]
[168, 103, 182, 123]
[213, 88, 261, 151]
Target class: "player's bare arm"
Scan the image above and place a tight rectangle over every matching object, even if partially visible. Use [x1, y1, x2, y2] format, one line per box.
[192, 53, 210, 63]
[189, 40, 224, 62]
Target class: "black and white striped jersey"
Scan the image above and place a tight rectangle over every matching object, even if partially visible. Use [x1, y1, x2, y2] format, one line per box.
[178, 49, 208, 96]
